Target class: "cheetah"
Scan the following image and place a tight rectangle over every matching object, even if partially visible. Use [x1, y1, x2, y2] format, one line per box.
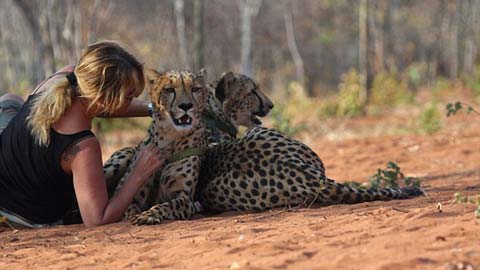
[196, 127, 424, 212]
[112, 69, 209, 221]
[107, 70, 273, 225]
[103, 71, 273, 197]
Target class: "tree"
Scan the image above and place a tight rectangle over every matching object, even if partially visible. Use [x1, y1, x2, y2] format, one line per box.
[239, 0, 262, 77]
[12, 0, 56, 80]
[284, 4, 305, 92]
[462, 0, 479, 77]
[192, 0, 204, 71]
[359, 0, 370, 100]
[174, 0, 190, 69]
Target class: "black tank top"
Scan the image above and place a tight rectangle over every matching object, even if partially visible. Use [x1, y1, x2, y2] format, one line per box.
[0, 94, 94, 224]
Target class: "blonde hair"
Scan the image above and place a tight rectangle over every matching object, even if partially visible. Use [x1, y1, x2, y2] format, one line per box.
[27, 41, 145, 146]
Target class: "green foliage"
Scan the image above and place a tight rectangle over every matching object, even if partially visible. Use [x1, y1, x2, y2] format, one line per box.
[420, 103, 441, 134]
[369, 71, 413, 106]
[344, 161, 420, 189]
[453, 192, 480, 218]
[405, 62, 428, 89]
[317, 98, 339, 119]
[432, 77, 453, 96]
[336, 69, 366, 117]
[446, 102, 478, 117]
[465, 78, 480, 96]
[369, 161, 420, 189]
[465, 64, 480, 96]
[446, 102, 464, 116]
[269, 104, 307, 137]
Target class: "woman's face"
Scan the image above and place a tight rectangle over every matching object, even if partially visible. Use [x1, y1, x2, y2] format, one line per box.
[95, 71, 142, 116]
[118, 86, 139, 110]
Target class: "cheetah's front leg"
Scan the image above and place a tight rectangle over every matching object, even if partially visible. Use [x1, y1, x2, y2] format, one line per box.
[130, 193, 196, 225]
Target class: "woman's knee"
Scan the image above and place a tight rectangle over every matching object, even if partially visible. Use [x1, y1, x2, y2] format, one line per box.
[0, 93, 24, 105]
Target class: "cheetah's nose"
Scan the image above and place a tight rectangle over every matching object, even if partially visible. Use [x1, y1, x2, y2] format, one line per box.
[178, 103, 193, 112]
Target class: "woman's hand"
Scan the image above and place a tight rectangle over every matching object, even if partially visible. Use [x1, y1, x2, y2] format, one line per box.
[70, 138, 170, 227]
[129, 145, 170, 182]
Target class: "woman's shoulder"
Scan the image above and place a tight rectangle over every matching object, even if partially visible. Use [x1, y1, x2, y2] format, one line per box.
[57, 65, 75, 73]
[31, 65, 75, 95]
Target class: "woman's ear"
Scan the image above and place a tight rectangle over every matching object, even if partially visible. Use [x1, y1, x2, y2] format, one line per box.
[215, 71, 235, 103]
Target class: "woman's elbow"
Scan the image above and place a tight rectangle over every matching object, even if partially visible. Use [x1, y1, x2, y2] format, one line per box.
[83, 219, 103, 227]
[82, 215, 108, 227]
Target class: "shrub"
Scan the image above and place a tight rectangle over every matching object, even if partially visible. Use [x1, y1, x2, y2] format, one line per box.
[420, 103, 441, 134]
[336, 69, 366, 117]
[369, 71, 413, 107]
[405, 62, 428, 90]
[453, 192, 480, 218]
[369, 161, 420, 189]
[446, 101, 479, 117]
[269, 103, 307, 137]
[432, 77, 452, 96]
[465, 64, 480, 96]
[317, 96, 339, 119]
[344, 161, 420, 189]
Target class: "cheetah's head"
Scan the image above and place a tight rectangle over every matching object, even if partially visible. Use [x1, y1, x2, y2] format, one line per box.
[147, 69, 207, 135]
[214, 72, 273, 128]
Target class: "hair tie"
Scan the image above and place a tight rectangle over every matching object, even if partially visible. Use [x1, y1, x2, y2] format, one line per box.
[66, 72, 77, 86]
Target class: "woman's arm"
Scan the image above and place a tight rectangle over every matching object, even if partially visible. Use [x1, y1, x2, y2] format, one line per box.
[68, 137, 166, 227]
[97, 98, 151, 118]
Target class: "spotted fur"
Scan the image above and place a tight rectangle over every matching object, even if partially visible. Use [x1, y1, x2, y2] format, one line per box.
[111, 69, 208, 222]
[196, 127, 423, 212]
[102, 71, 273, 198]
[105, 71, 273, 225]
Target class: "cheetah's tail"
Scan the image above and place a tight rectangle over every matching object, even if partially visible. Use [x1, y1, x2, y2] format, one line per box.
[319, 178, 424, 204]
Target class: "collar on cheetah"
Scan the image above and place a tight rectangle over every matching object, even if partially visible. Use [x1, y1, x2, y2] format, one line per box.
[169, 146, 209, 163]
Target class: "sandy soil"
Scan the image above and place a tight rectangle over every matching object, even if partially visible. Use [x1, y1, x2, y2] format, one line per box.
[1, 112, 479, 270]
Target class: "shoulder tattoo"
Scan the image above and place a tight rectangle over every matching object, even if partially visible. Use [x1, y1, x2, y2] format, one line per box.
[62, 144, 81, 162]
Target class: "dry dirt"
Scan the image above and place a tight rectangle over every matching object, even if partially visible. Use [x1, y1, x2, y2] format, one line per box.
[1, 111, 479, 270]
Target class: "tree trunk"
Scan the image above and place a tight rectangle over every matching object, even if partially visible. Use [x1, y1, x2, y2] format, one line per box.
[284, 7, 305, 93]
[39, 2, 56, 74]
[462, 0, 479, 77]
[358, 0, 370, 101]
[383, 0, 398, 73]
[448, 1, 460, 79]
[88, 0, 102, 43]
[240, 0, 262, 77]
[174, 0, 190, 69]
[369, 0, 384, 74]
[73, 0, 84, 60]
[192, 0, 204, 71]
[11, 0, 55, 79]
[0, 26, 16, 94]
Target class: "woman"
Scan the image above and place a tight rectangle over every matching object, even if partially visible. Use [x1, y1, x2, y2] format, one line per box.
[0, 41, 167, 228]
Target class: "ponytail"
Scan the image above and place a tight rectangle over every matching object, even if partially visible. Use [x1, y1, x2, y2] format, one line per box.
[27, 41, 145, 146]
[27, 77, 76, 146]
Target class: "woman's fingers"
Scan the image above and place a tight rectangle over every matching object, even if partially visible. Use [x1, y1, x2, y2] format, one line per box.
[138, 145, 170, 171]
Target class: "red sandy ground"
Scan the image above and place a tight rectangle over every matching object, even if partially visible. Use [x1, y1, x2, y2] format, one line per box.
[1, 111, 479, 270]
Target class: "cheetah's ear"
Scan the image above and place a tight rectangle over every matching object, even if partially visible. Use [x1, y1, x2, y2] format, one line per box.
[196, 68, 207, 85]
[146, 69, 162, 85]
[215, 71, 235, 103]
[197, 68, 207, 78]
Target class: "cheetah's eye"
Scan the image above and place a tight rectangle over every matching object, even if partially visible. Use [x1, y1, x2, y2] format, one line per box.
[164, 87, 175, 93]
[192, 87, 202, 93]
